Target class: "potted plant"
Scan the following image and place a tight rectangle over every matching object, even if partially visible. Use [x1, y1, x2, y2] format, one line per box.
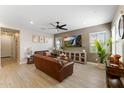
[94, 37, 112, 69]
[60, 46, 64, 51]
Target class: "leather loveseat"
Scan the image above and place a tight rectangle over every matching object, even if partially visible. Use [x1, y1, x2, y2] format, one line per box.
[34, 50, 49, 56]
[33, 54, 74, 82]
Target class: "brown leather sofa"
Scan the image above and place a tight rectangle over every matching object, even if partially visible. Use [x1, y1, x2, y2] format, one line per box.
[33, 54, 74, 82]
[34, 50, 58, 58]
[34, 50, 49, 56]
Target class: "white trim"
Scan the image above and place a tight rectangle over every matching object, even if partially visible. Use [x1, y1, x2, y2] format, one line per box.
[19, 61, 27, 64]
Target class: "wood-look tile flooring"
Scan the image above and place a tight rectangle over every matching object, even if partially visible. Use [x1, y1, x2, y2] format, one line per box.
[0, 58, 106, 88]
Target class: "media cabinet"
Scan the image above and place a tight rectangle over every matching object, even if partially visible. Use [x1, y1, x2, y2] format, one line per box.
[57, 50, 87, 64]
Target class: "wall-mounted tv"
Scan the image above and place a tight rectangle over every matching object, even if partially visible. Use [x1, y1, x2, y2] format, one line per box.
[64, 35, 82, 47]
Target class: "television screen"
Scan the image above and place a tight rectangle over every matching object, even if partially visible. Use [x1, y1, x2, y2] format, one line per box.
[64, 35, 82, 47]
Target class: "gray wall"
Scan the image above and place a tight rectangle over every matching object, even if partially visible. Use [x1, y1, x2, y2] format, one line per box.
[54, 23, 111, 62]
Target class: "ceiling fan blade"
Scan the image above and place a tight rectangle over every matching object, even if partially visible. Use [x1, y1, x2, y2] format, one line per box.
[60, 28, 68, 30]
[40, 27, 56, 30]
[59, 24, 66, 28]
[50, 23, 56, 27]
[47, 28, 56, 29]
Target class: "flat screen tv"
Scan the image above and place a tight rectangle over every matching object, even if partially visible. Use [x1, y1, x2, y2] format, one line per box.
[64, 35, 82, 47]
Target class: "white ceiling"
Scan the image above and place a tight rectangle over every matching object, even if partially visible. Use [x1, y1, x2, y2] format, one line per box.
[0, 5, 118, 34]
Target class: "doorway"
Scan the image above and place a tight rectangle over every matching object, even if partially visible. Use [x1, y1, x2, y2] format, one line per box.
[0, 27, 20, 67]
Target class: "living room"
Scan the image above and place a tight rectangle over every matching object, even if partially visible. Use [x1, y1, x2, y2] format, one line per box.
[0, 5, 124, 88]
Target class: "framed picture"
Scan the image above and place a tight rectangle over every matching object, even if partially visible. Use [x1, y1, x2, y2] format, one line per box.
[32, 35, 40, 43]
[39, 36, 45, 43]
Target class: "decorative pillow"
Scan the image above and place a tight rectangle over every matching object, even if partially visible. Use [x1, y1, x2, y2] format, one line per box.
[110, 54, 121, 65]
[54, 58, 63, 65]
[62, 60, 68, 64]
[60, 61, 64, 65]
[59, 60, 68, 66]
[59, 53, 66, 57]
[46, 52, 51, 56]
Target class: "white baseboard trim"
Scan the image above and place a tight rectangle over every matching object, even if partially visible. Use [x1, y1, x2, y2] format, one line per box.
[19, 61, 27, 64]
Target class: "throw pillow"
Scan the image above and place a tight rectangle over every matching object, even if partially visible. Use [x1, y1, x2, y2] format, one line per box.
[59, 60, 68, 66]
[46, 52, 51, 56]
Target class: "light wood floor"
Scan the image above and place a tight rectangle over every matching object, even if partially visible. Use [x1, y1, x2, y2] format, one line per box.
[0, 58, 106, 88]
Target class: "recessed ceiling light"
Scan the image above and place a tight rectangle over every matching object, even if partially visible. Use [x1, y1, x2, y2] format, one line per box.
[30, 21, 34, 24]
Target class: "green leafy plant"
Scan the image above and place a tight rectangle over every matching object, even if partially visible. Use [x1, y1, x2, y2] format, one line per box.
[61, 46, 64, 49]
[94, 37, 112, 64]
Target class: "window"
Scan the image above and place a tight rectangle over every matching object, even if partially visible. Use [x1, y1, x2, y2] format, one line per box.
[89, 31, 107, 53]
[55, 37, 62, 49]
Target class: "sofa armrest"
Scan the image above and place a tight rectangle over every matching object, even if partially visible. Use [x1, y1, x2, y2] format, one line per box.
[63, 62, 74, 68]
[57, 61, 74, 82]
[59, 61, 74, 73]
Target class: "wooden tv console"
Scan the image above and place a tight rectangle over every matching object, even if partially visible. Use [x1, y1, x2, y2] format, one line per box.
[57, 50, 87, 64]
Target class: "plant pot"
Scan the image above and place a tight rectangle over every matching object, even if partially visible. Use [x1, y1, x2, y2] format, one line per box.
[97, 63, 105, 70]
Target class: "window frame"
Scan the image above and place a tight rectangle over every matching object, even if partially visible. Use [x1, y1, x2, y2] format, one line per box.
[89, 31, 107, 53]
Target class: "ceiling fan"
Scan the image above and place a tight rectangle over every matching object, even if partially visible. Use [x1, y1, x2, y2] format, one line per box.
[40, 22, 68, 32]
[50, 22, 68, 31]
